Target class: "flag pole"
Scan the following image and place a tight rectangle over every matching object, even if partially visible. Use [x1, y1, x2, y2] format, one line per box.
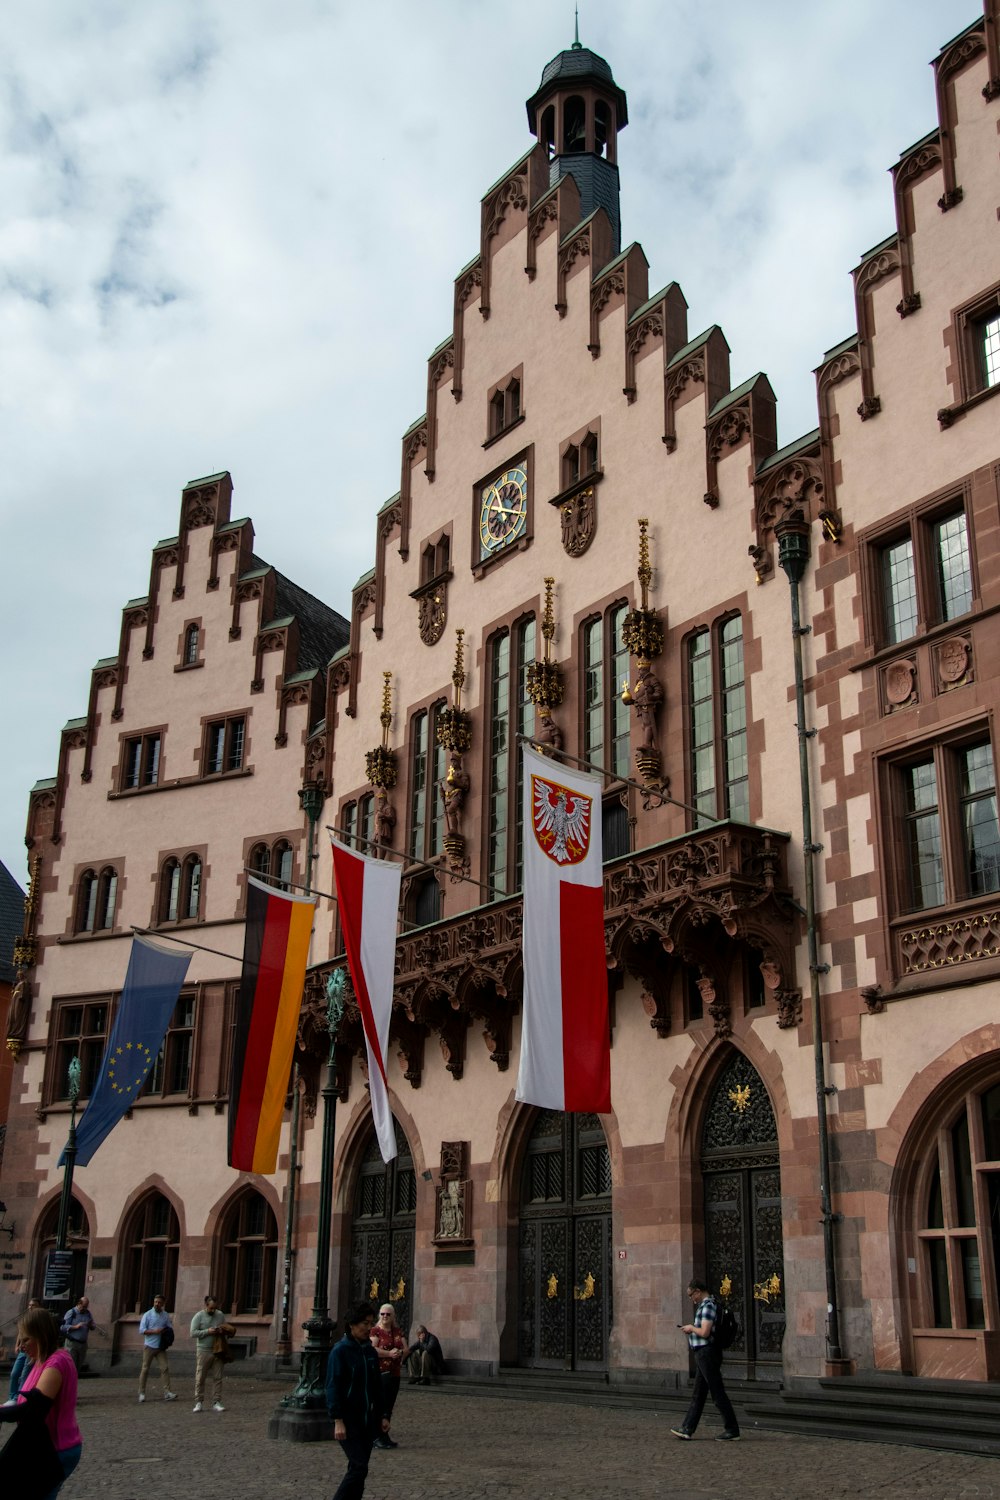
[515, 734, 706, 820]
[325, 826, 509, 902]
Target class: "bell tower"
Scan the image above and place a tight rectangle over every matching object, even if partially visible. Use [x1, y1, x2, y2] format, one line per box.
[526, 26, 628, 254]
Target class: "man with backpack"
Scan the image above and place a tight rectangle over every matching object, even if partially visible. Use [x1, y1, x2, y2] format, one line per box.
[137, 1293, 177, 1403]
[670, 1276, 741, 1442]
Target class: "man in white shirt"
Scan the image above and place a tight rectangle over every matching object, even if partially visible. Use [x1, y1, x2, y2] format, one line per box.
[138, 1294, 177, 1403]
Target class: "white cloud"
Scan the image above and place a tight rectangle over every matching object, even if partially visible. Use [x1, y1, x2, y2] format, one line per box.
[0, 0, 976, 879]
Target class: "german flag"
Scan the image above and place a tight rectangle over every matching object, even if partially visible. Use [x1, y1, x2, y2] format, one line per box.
[228, 877, 315, 1173]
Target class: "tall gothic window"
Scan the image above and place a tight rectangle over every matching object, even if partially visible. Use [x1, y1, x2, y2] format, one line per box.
[487, 617, 535, 897]
[582, 603, 629, 780]
[687, 614, 749, 827]
[409, 703, 446, 863]
[218, 1190, 278, 1316]
[120, 1192, 180, 1313]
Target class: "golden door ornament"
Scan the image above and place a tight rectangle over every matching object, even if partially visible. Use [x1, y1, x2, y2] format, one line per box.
[369, 1279, 379, 1300]
[728, 1083, 751, 1113]
[573, 1272, 596, 1301]
[753, 1273, 782, 1303]
[546, 1273, 559, 1299]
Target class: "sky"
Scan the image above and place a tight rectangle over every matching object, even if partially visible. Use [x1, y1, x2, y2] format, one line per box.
[0, 0, 980, 887]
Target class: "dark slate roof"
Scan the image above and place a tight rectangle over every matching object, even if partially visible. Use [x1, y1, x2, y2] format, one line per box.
[527, 46, 628, 126]
[0, 861, 25, 986]
[249, 555, 350, 673]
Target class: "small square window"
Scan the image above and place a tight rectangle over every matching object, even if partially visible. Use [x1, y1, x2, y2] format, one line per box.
[205, 716, 246, 775]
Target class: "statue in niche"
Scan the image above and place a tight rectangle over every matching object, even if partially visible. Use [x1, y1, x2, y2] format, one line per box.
[373, 788, 396, 853]
[440, 752, 470, 838]
[631, 661, 664, 751]
[437, 1179, 464, 1239]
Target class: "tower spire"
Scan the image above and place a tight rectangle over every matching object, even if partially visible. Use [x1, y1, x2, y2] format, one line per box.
[573, 5, 581, 49]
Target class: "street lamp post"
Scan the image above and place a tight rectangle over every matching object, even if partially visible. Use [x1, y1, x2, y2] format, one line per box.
[267, 964, 346, 1440]
[55, 1057, 82, 1253]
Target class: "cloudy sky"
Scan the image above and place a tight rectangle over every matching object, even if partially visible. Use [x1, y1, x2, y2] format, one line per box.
[0, 0, 978, 885]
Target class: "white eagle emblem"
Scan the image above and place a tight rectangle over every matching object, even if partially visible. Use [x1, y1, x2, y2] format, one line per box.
[532, 773, 592, 866]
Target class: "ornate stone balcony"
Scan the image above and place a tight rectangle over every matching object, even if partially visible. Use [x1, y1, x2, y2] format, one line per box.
[298, 821, 799, 1097]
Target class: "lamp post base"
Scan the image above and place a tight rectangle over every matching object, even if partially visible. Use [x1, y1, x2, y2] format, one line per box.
[267, 1314, 336, 1443]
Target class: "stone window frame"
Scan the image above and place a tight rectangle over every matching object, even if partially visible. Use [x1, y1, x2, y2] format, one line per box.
[43, 992, 114, 1106]
[118, 1190, 181, 1315]
[682, 611, 751, 829]
[215, 1186, 280, 1317]
[74, 863, 121, 935]
[484, 612, 536, 897]
[155, 846, 207, 926]
[119, 728, 164, 792]
[139, 990, 198, 1102]
[858, 484, 978, 654]
[407, 698, 447, 866]
[559, 420, 601, 492]
[484, 364, 524, 448]
[580, 598, 630, 786]
[950, 281, 1000, 410]
[202, 711, 249, 777]
[880, 720, 999, 919]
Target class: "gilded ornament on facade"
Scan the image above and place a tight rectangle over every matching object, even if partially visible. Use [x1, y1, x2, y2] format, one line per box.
[728, 1083, 751, 1113]
[365, 672, 398, 789]
[753, 1272, 782, 1303]
[719, 1274, 733, 1300]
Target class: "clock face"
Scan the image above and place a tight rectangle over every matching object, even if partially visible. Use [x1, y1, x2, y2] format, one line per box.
[479, 466, 528, 559]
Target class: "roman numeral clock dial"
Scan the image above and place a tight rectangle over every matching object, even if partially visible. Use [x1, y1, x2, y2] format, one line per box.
[479, 465, 528, 560]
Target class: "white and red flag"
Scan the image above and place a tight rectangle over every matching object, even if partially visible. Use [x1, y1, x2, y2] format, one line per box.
[516, 744, 611, 1113]
[330, 836, 400, 1162]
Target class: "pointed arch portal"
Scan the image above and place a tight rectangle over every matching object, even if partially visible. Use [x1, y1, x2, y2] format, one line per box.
[348, 1119, 416, 1334]
[517, 1110, 612, 1371]
[701, 1051, 786, 1375]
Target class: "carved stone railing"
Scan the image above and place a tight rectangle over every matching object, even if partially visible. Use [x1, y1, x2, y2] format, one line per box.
[297, 821, 799, 1094]
[894, 897, 1000, 979]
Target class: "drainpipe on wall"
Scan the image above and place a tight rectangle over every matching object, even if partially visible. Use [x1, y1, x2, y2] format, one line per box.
[775, 511, 845, 1368]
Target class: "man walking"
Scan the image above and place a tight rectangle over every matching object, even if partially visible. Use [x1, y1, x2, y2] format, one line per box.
[189, 1295, 234, 1413]
[60, 1295, 95, 1372]
[138, 1294, 177, 1403]
[670, 1277, 741, 1441]
[326, 1301, 389, 1500]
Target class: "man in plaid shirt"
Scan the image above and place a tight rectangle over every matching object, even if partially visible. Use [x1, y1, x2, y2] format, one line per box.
[670, 1277, 740, 1441]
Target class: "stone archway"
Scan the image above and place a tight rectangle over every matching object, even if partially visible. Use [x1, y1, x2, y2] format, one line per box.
[701, 1050, 785, 1377]
[348, 1118, 416, 1334]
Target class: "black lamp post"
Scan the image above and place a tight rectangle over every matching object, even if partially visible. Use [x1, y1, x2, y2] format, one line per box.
[55, 1056, 82, 1253]
[775, 511, 845, 1367]
[267, 972, 345, 1440]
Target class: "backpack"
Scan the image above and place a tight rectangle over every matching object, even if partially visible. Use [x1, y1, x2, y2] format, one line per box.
[713, 1303, 739, 1350]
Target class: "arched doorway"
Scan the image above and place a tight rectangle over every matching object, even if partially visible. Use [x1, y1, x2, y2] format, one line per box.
[33, 1196, 90, 1311]
[518, 1110, 612, 1371]
[349, 1119, 416, 1334]
[701, 1051, 785, 1377]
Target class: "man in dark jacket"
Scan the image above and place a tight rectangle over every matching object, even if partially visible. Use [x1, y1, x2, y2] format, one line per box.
[325, 1301, 389, 1500]
[407, 1324, 444, 1384]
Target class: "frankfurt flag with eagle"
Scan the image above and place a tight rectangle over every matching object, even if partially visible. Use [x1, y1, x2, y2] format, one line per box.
[516, 744, 611, 1113]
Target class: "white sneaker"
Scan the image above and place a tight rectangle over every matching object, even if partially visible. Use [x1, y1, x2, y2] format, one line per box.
[164, 1392, 177, 1401]
[138, 1393, 145, 1403]
[192, 1402, 203, 1412]
[212, 1402, 226, 1413]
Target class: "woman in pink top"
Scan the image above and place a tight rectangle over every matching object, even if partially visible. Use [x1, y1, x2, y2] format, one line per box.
[0, 1306, 83, 1497]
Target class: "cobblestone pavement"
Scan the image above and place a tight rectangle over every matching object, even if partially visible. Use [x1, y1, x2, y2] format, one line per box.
[40, 1372, 1000, 1500]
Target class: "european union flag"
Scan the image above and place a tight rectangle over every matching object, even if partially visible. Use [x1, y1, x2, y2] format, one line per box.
[64, 934, 192, 1168]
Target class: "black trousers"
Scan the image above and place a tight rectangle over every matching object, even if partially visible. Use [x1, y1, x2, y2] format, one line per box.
[332, 1432, 373, 1500]
[681, 1344, 740, 1435]
[380, 1373, 400, 1422]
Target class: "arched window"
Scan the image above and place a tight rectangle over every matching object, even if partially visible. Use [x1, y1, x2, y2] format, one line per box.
[158, 855, 201, 922]
[34, 1197, 90, 1307]
[183, 855, 202, 919]
[120, 1192, 180, 1313]
[411, 871, 442, 928]
[250, 842, 271, 879]
[540, 104, 555, 158]
[183, 623, 200, 666]
[273, 842, 293, 891]
[218, 1190, 278, 1316]
[595, 100, 611, 158]
[159, 859, 181, 923]
[77, 866, 118, 933]
[563, 95, 586, 153]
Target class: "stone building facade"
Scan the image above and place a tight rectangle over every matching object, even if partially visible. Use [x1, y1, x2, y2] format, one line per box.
[3, 5, 1000, 1388]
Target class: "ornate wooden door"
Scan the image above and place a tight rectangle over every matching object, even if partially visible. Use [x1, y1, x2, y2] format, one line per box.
[701, 1052, 786, 1376]
[518, 1111, 612, 1370]
[349, 1120, 416, 1334]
